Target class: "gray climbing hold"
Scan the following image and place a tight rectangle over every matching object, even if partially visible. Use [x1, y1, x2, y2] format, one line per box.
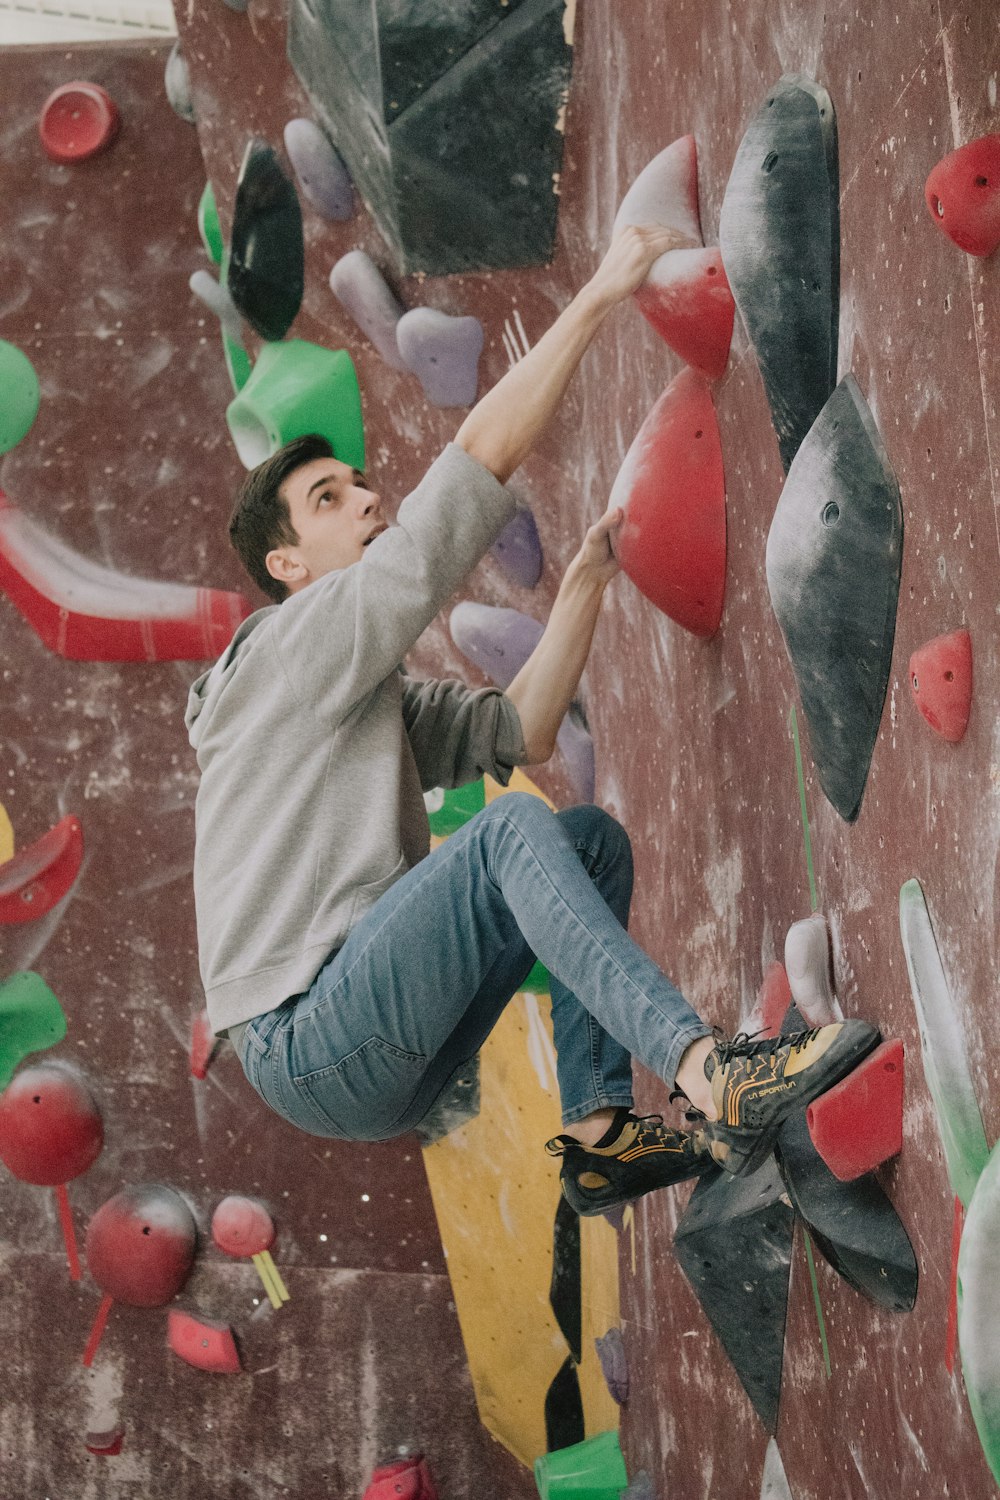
[957, 1140, 1000, 1487]
[765, 375, 902, 822]
[594, 1326, 628, 1405]
[491, 507, 542, 589]
[329, 250, 408, 371]
[719, 74, 839, 472]
[783, 912, 838, 1026]
[396, 307, 483, 408]
[622, 1476, 656, 1500]
[189, 270, 245, 347]
[220, 0, 248, 10]
[761, 1440, 795, 1500]
[284, 118, 354, 221]
[164, 41, 196, 124]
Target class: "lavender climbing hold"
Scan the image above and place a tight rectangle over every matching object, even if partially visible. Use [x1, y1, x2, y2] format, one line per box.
[783, 912, 839, 1027]
[396, 307, 484, 408]
[491, 507, 543, 589]
[164, 42, 195, 124]
[329, 250, 408, 371]
[284, 119, 354, 221]
[594, 1326, 628, 1404]
[556, 706, 595, 804]
[189, 270, 245, 346]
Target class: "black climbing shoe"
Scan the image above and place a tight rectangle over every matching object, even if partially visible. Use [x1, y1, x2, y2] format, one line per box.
[694, 1020, 882, 1177]
[545, 1109, 716, 1218]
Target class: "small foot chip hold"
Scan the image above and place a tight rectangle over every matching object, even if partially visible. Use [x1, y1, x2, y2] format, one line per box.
[189, 1009, 217, 1080]
[39, 81, 120, 163]
[228, 139, 304, 343]
[329, 250, 408, 370]
[608, 367, 726, 638]
[363, 1454, 438, 1500]
[0, 813, 83, 925]
[909, 629, 973, 742]
[164, 41, 196, 124]
[85, 1428, 124, 1456]
[925, 135, 1000, 257]
[806, 1039, 905, 1180]
[285, 119, 354, 220]
[167, 1309, 242, 1374]
[396, 308, 484, 407]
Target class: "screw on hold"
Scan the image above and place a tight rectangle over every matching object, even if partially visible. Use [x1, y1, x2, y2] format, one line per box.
[763, 152, 779, 172]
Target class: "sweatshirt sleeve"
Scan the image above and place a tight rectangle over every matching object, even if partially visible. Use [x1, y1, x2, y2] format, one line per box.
[401, 676, 527, 790]
[272, 444, 516, 710]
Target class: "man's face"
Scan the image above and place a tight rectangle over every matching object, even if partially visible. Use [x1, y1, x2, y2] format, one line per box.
[266, 457, 388, 594]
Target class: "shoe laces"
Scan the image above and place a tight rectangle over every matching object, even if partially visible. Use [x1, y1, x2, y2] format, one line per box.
[713, 1027, 823, 1068]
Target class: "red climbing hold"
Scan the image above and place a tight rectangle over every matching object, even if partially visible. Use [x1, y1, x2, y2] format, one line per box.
[0, 813, 83, 925]
[633, 249, 735, 379]
[86, 1184, 196, 1307]
[211, 1195, 276, 1258]
[85, 1428, 124, 1456]
[167, 1309, 242, 1374]
[609, 368, 726, 637]
[39, 82, 120, 163]
[363, 1455, 438, 1500]
[189, 1008, 217, 1080]
[925, 135, 1000, 258]
[909, 629, 973, 743]
[754, 962, 793, 1039]
[806, 1038, 905, 1181]
[0, 1063, 102, 1185]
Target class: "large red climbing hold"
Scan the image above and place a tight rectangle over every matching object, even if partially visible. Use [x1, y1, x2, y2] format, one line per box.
[167, 1309, 242, 1374]
[0, 814, 83, 925]
[925, 135, 1000, 257]
[806, 1039, 905, 1181]
[86, 1184, 196, 1306]
[633, 250, 735, 379]
[0, 1062, 102, 1185]
[363, 1455, 438, 1500]
[614, 135, 703, 248]
[909, 629, 973, 742]
[608, 368, 726, 637]
[39, 82, 120, 163]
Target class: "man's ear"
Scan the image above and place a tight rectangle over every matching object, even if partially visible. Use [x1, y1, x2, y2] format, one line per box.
[265, 547, 307, 587]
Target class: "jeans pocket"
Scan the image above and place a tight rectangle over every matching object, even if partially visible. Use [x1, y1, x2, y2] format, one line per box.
[292, 1035, 428, 1141]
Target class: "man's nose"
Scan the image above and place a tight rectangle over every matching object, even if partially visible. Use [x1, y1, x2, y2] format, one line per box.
[359, 490, 381, 514]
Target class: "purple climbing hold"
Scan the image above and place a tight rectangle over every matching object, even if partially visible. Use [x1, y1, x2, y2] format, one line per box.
[449, 602, 595, 802]
[284, 119, 354, 222]
[396, 307, 484, 408]
[329, 250, 408, 371]
[594, 1326, 629, 1404]
[491, 507, 543, 589]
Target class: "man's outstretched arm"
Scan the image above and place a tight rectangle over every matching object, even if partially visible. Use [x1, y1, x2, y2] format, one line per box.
[453, 224, 691, 484]
[505, 508, 623, 763]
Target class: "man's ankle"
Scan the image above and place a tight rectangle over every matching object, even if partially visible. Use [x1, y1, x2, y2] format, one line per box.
[565, 1107, 626, 1148]
[674, 1035, 719, 1120]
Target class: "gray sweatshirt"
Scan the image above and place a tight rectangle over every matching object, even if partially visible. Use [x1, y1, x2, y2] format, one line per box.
[186, 444, 526, 1036]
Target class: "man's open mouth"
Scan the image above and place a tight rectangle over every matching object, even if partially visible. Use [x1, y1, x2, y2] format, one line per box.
[363, 524, 388, 546]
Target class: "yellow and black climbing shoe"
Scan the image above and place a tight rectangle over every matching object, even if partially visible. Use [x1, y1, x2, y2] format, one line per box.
[697, 1021, 882, 1177]
[545, 1109, 716, 1218]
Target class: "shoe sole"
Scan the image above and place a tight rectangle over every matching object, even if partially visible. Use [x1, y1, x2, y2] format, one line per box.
[704, 1023, 882, 1177]
[561, 1157, 717, 1217]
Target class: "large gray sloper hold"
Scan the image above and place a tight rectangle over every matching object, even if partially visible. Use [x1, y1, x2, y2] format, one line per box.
[284, 119, 354, 220]
[766, 375, 902, 822]
[719, 74, 839, 473]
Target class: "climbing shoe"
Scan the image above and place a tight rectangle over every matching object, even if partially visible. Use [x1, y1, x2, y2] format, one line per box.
[694, 1021, 882, 1177]
[545, 1109, 716, 1217]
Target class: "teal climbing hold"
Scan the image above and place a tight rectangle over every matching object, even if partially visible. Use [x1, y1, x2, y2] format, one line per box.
[198, 182, 224, 266]
[0, 972, 67, 1091]
[0, 341, 41, 456]
[899, 878, 989, 1207]
[226, 339, 364, 472]
[957, 1138, 1000, 1486]
[534, 1429, 627, 1500]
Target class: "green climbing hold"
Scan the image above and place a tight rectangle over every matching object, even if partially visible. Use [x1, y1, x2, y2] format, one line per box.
[521, 957, 550, 995]
[534, 1429, 627, 1500]
[426, 780, 486, 838]
[0, 341, 41, 455]
[198, 182, 224, 265]
[226, 338, 364, 472]
[223, 330, 252, 395]
[0, 972, 67, 1090]
[958, 1139, 1000, 1487]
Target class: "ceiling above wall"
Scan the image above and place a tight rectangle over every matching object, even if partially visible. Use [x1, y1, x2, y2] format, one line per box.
[0, 0, 175, 44]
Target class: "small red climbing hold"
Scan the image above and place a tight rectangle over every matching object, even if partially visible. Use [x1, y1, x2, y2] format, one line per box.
[167, 1309, 242, 1374]
[85, 1428, 124, 1456]
[806, 1038, 905, 1181]
[609, 368, 726, 637]
[211, 1195, 276, 1258]
[908, 629, 973, 742]
[924, 135, 1000, 257]
[39, 82, 120, 163]
[363, 1455, 438, 1500]
[0, 813, 83, 925]
[189, 1008, 217, 1080]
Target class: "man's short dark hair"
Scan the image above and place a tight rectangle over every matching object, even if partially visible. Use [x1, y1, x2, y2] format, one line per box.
[228, 434, 334, 603]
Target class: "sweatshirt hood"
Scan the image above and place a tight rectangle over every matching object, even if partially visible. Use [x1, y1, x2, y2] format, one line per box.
[185, 607, 277, 750]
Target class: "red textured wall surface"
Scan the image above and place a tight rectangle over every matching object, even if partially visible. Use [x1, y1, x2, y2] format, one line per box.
[2, 1, 999, 1497]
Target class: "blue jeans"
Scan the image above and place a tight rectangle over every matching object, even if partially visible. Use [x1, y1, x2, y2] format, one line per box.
[237, 794, 711, 1141]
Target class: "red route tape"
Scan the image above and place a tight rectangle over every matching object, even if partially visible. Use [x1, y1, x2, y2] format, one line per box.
[55, 1182, 81, 1281]
[945, 1193, 963, 1374]
[82, 1292, 114, 1368]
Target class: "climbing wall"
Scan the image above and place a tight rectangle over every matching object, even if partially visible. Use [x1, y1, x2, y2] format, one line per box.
[2, 3, 999, 1500]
